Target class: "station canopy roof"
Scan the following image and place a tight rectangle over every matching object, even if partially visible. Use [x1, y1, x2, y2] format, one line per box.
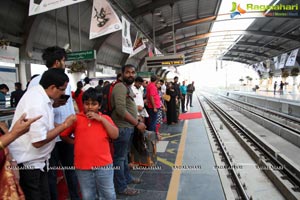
[0, 0, 300, 69]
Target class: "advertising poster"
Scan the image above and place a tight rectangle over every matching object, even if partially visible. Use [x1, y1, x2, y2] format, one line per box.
[122, 16, 133, 54]
[29, 0, 86, 16]
[89, 0, 122, 39]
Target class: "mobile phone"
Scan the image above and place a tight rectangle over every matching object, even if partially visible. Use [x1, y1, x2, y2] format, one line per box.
[60, 94, 70, 101]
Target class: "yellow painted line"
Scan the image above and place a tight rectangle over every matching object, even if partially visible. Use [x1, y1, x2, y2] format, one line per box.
[166, 120, 189, 200]
[163, 133, 181, 139]
[170, 140, 178, 144]
[166, 148, 176, 154]
[157, 156, 174, 168]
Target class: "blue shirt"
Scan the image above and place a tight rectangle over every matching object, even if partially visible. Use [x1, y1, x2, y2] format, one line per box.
[0, 92, 6, 106]
[180, 85, 187, 95]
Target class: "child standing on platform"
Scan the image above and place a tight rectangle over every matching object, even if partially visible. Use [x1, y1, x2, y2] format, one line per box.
[60, 88, 119, 200]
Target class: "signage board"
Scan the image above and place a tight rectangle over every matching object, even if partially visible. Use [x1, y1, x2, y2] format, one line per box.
[0, 46, 19, 64]
[146, 54, 185, 68]
[66, 50, 96, 61]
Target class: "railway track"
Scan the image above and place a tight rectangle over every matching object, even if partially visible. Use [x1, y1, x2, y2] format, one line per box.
[198, 94, 300, 200]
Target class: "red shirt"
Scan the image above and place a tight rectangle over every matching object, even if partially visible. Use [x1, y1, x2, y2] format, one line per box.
[146, 82, 161, 109]
[72, 91, 84, 113]
[61, 112, 116, 170]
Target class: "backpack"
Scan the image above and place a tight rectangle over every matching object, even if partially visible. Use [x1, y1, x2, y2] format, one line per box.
[100, 80, 120, 116]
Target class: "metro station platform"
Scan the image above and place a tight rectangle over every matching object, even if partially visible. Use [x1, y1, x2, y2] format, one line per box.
[224, 90, 300, 118]
[235, 90, 300, 102]
[115, 100, 225, 200]
[55, 99, 226, 200]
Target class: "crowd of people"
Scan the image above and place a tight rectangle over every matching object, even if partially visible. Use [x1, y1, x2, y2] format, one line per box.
[0, 45, 196, 200]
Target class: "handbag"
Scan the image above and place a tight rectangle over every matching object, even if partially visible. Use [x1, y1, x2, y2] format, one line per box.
[163, 94, 171, 102]
[0, 149, 25, 200]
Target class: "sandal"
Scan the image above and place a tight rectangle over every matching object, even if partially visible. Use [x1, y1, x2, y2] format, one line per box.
[129, 178, 142, 184]
[118, 188, 140, 196]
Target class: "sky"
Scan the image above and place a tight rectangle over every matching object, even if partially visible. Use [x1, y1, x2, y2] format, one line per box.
[171, 60, 259, 89]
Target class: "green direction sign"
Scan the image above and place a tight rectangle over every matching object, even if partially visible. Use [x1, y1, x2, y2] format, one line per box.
[137, 71, 154, 77]
[66, 50, 96, 61]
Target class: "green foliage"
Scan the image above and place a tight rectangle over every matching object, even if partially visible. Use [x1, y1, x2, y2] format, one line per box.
[67, 61, 87, 73]
[291, 67, 299, 76]
[281, 69, 289, 78]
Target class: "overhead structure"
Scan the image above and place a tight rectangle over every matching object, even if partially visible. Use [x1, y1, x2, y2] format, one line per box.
[146, 54, 185, 68]
[0, 0, 300, 73]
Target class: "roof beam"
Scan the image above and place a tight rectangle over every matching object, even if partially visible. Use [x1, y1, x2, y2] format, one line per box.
[185, 50, 204, 57]
[129, 0, 181, 18]
[168, 42, 207, 53]
[161, 30, 300, 49]
[224, 49, 270, 59]
[222, 55, 258, 63]
[153, 16, 216, 37]
[221, 58, 252, 65]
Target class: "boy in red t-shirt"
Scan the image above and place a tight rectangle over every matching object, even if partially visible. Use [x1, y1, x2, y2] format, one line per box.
[61, 88, 119, 200]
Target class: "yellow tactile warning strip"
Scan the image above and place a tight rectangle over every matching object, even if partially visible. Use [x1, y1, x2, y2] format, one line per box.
[166, 120, 189, 200]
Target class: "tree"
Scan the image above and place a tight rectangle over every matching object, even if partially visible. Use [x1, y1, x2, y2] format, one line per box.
[239, 78, 244, 85]
[281, 69, 289, 78]
[291, 67, 299, 77]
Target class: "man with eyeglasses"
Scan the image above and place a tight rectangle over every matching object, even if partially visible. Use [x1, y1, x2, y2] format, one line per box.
[27, 46, 80, 200]
[8, 68, 76, 200]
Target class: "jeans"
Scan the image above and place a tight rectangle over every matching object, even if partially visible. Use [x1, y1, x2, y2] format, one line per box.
[19, 167, 50, 200]
[76, 164, 116, 200]
[186, 93, 193, 106]
[48, 141, 80, 200]
[113, 127, 134, 192]
[181, 94, 186, 112]
[148, 108, 158, 131]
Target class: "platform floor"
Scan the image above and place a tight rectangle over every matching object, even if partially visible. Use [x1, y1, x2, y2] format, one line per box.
[118, 100, 225, 200]
[238, 90, 300, 102]
[56, 98, 226, 200]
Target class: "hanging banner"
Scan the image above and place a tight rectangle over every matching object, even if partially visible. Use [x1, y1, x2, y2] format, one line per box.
[279, 53, 288, 69]
[0, 46, 19, 64]
[121, 16, 133, 54]
[258, 62, 265, 72]
[273, 56, 279, 70]
[147, 43, 154, 57]
[29, 0, 86, 16]
[286, 48, 299, 66]
[89, 0, 122, 39]
[154, 48, 163, 56]
[129, 32, 146, 58]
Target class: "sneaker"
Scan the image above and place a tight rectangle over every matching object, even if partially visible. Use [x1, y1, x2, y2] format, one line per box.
[118, 188, 140, 196]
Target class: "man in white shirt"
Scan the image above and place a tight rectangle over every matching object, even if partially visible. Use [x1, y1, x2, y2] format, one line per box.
[82, 77, 92, 91]
[9, 68, 76, 200]
[27, 46, 80, 200]
[131, 76, 148, 118]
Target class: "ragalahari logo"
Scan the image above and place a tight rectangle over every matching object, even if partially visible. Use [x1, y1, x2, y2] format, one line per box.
[230, 2, 246, 18]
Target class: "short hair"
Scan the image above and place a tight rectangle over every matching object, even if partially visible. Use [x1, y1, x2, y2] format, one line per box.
[135, 76, 144, 83]
[0, 84, 9, 91]
[39, 68, 69, 89]
[98, 79, 104, 85]
[14, 82, 22, 89]
[174, 76, 178, 80]
[82, 87, 102, 105]
[121, 64, 136, 73]
[42, 46, 67, 68]
[150, 75, 157, 82]
[84, 77, 90, 84]
[160, 80, 164, 84]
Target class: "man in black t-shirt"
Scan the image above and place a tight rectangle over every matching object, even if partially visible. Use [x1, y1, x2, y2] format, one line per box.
[186, 81, 195, 107]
